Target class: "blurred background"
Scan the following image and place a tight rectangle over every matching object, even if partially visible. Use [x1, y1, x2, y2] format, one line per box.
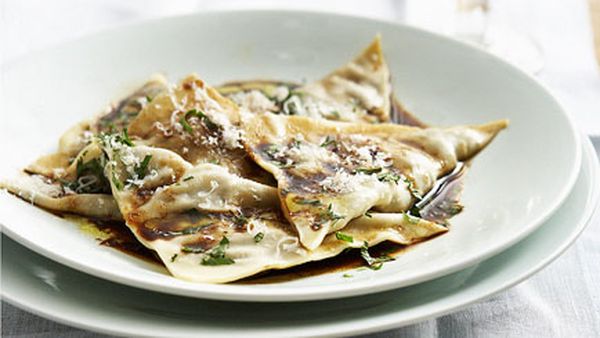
[1, 0, 599, 134]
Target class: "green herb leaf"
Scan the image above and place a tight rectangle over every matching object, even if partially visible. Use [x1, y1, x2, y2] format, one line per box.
[179, 115, 194, 133]
[185, 109, 218, 131]
[295, 198, 322, 206]
[233, 214, 248, 227]
[181, 246, 206, 254]
[170, 254, 178, 262]
[342, 273, 353, 278]
[168, 224, 210, 237]
[335, 232, 354, 243]
[111, 172, 123, 191]
[119, 128, 134, 146]
[134, 155, 152, 179]
[360, 241, 395, 270]
[355, 167, 383, 175]
[364, 210, 373, 218]
[377, 172, 401, 184]
[403, 177, 423, 201]
[320, 136, 336, 147]
[183, 176, 194, 182]
[201, 236, 235, 266]
[254, 232, 265, 243]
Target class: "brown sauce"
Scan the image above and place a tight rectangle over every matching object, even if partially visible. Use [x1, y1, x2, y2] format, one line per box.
[50, 79, 461, 283]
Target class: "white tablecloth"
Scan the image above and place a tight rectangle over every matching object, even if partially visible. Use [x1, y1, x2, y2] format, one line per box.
[2, 1, 600, 337]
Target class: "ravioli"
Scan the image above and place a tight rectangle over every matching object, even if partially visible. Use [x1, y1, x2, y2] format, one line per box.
[2, 77, 168, 219]
[243, 113, 508, 249]
[101, 138, 446, 283]
[2, 38, 509, 283]
[224, 36, 392, 123]
[127, 74, 274, 185]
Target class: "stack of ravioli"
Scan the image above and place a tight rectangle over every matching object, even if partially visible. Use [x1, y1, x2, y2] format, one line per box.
[2, 37, 508, 283]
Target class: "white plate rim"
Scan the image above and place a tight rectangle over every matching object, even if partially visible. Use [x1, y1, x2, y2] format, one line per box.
[1, 134, 597, 338]
[0, 9, 583, 302]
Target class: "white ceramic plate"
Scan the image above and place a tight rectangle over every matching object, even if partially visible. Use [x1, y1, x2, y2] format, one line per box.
[0, 10, 581, 301]
[2, 136, 597, 338]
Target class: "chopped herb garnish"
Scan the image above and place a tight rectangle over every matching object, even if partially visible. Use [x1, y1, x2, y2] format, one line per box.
[170, 254, 178, 262]
[343, 273, 353, 278]
[167, 224, 210, 237]
[111, 172, 123, 191]
[181, 246, 206, 254]
[134, 155, 152, 179]
[403, 177, 423, 201]
[290, 138, 302, 148]
[233, 214, 248, 227]
[183, 176, 194, 182]
[317, 203, 345, 226]
[145, 96, 153, 103]
[296, 198, 322, 206]
[335, 232, 354, 243]
[63, 156, 111, 194]
[264, 144, 295, 169]
[185, 109, 218, 131]
[209, 159, 220, 165]
[254, 232, 265, 243]
[282, 96, 300, 115]
[201, 237, 235, 266]
[179, 115, 194, 133]
[364, 210, 373, 218]
[118, 128, 134, 146]
[320, 136, 336, 148]
[360, 241, 395, 270]
[329, 110, 340, 119]
[355, 167, 383, 175]
[377, 172, 401, 184]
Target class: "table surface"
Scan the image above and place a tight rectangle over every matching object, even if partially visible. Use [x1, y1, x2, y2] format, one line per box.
[2, 1, 600, 337]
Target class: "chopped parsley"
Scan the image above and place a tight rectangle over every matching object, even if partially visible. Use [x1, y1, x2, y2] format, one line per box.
[364, 210, 373, 218]
[179, 109, 219, 134]
[170, 254, 178, 262]
[179, 115, 194, 133]
[187, 109, 218, 131]
[295, 198, 322, 206]
[232, 214, 248, 227]
[320, 136, 336, 148]
[342, 273, 353, 278]
[145, 96, 153, 103]
[264, 144, 295, 169]
[118, 128, 134, 146]
[403, 177, 423, 201]
[377, 172, 402, 184]
[201, 237, 235, 266]
[111, 172, 124, 191]
[317, 203, 345, 225]
[360, 241, 395, 270]
[335, 232, 354, 243]
[183, 176, 194, 182]
[61, 157, 111, 194]
[254, 232, 265, 243]
[134, 155, 152, 179]
[181, 246, 206, 254]
[355, 167, 383, 175]
[167, 224, 210, 237]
